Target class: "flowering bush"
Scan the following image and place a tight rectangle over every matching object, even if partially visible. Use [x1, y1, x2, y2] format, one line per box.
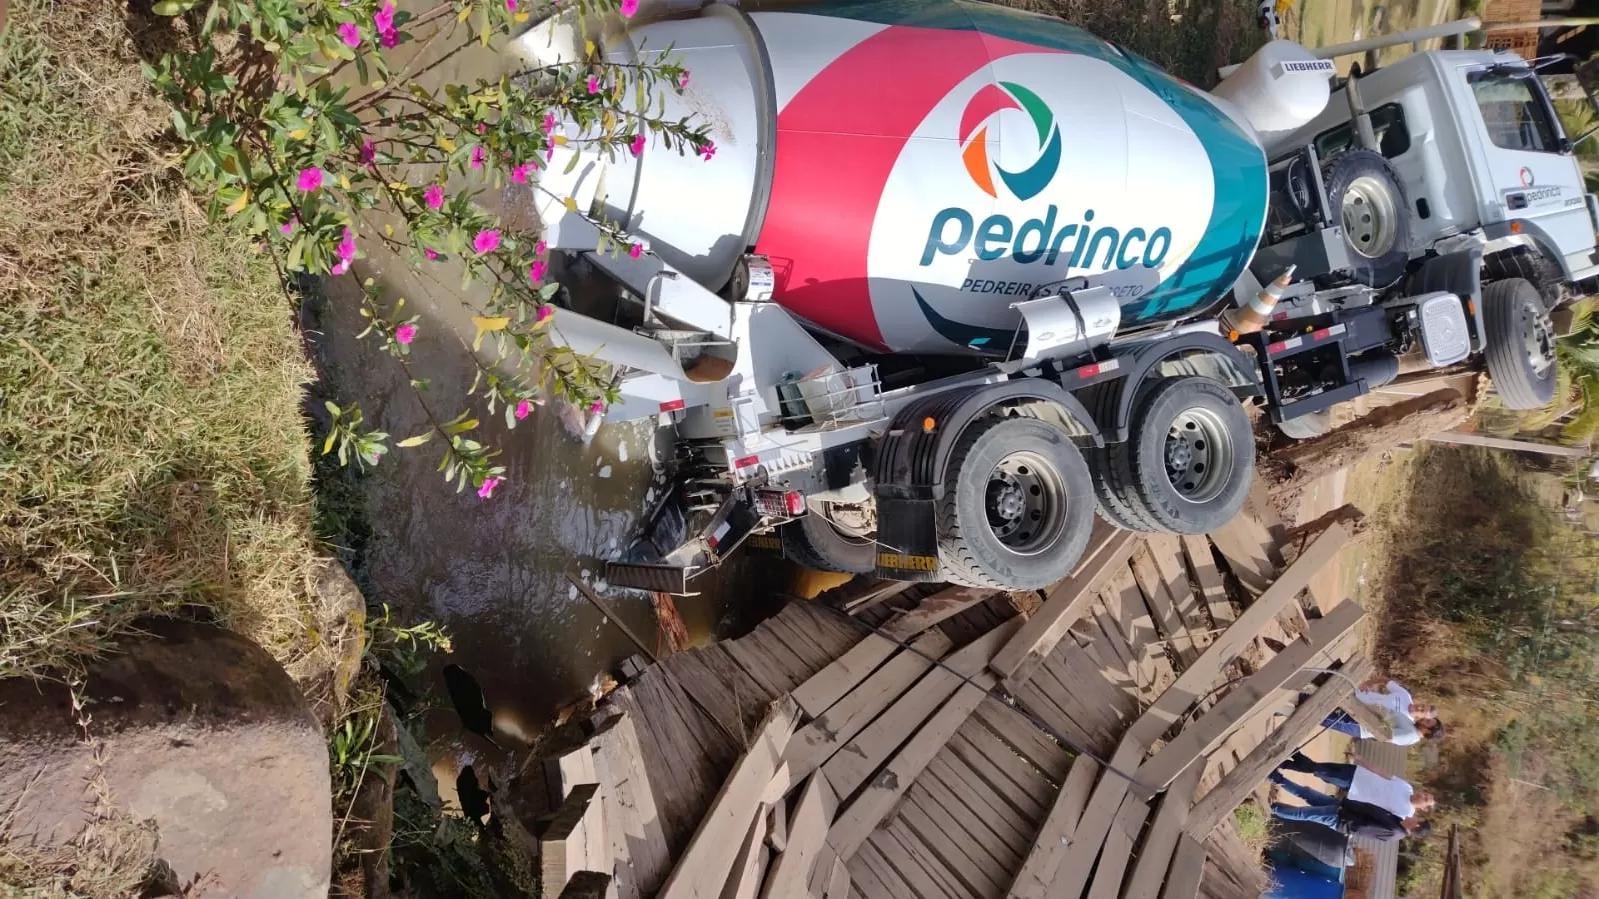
[144, 0, 712, 494]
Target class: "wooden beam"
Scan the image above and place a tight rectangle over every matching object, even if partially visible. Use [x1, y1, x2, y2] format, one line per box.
[828, 672, 997, 859]
[1122, 761, 1205, 899]
[593, 714, 671, 897]
[557, 872, 615, 899]
[990, 531, 1140, 687]
[1133, 601, 1365, 791]
[1125, 523, 1352, 748]
[1083, 795, 1151, 899]
[1041, 738, 1147, 899]
[791, 635, 898, 719]
[822, 619, 1023, 799]
[785, 630, 954, 780]
[659, 698, 802, 899]
[1131, 545, 1199, 666]
[719, 809, 770, 899]
[836, 580, 916, 615]
[1007, 753, 1101, 899]
[1180, 534, 1234, 627]
[1209, 515, 1278, 595]
[569, 574, 658, 662]
[824, 855, 851, 898]
[539, 783, 601, 897]
[1158, 836, 1208, 899]
[1186, 654, 1373, 837]
[1424, 430, 1590, 457]
[760, 774, 839, 899]
[881, 585, 994, 641]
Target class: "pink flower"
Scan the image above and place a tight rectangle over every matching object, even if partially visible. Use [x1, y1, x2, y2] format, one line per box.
[627, 242, 642, 259]
[394, 322, 417, 344]
[280, 220, 294, 236]
[359, 140, 375, 164]
[586, 76, 599, 94]
[629, 133, 645, 156]
[296, 167, 324, 192]
[476, 122, 486, 135]
[331, 260, 350, 275]
[473, 229, 501, 254]
[373, 2, 394, 32]
[506, 0, 517, 9]
[338, 22, 361, 47]
[470, 145, 486, 169]
[536, 305, 554, 323]
[620, 0, 638, 16]
[542, 112, 556, 136]
[529, 259, 547, 282]
[700, 141, 717, 161]
[477, 476, 502, 499]
[424, 183, 444, 209]
[546, 144, 555, 162]
[535, 240, 547, 254]
[511, 163, 531, 183]
[589, 400, 605, 414]
[515, 400, 531, 420]
[679, 71, 690, 89]
[336, 227, 357, 262]
[379, 27, 399, 48]
[424, 248, 439, 260]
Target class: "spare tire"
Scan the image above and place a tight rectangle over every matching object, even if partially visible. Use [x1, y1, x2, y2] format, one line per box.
[1483, 278, 1558, 410]
[1323, 149, 1413, 288]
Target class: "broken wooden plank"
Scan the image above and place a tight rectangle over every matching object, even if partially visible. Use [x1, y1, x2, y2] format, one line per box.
[836, 580, 918, 615]
[822, 619, 1023, 799]
[1122, 760, 1205, 899]
[785, 630, 954, 780]
[659, 698, 802, 899]
[539, 783, 602, 897]
[761, 774, 839, 899]
[881, 585, 994, 641]
[593, 714, 671, 898]
[1186, 654, 1373, 838]
[970, 698, 1072, 783]
[1083, 794, 1151, 899]
[825, 855, 851, 899]
[1125, 523, 1352, 748]
[1035, 738, 1145, 899]
[720, 810, 770, 899]
[767, 798, 789, 852]
[791, 635, 898, 720]
[550, 742, 610, 890]
[558, 871, 615, 899]
[1131, 544, 1199, 667]
[1209, 513, 1278, 594]
[1159, 836, 1208, 899]
[1133, 600, 1364, 792]
[828, 672, 997, 859]
[1180, 535, 1235, 627]
[991, 531, 1140, 687]
[1149, 534, 1213, 651]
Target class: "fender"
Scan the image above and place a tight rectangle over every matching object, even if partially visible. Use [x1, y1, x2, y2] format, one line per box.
[871, 378, 1103, 582]
[1483, 219, 1569, 280]
[1092, 331, 1261, 443]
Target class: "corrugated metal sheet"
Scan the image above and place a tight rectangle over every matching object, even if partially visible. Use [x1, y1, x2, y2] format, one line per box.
[1349, 739, 1407, 899]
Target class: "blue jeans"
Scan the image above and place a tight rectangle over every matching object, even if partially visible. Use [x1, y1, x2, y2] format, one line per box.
[1321, 711, 1363, 738]
[1273, 776, 1340, 807]
[1271, 802, 1342, 831]
[1280, 757, 1355, 790]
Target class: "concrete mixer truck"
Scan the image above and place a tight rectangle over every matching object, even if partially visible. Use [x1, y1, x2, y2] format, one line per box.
[511, 1, 1599, 594]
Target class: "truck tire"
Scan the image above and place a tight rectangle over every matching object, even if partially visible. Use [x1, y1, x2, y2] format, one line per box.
[781, 503, 875, 574]
[1125, 377, 1255, 534]
[1276, 410, 1332, 440]
[1322, 149, 1412, 288]
[1483, 278, 1558, 410]
[1485, 247, 1562, 309]
[1088, 440, 1162, 533]
[936, 416, 1096, 591]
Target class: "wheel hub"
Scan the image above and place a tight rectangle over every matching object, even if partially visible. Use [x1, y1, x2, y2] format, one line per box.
[983, 451, 1066, 555]
[1520, 303, 1557, 377]
[1340, 174, 1399, 259]
[1164, 407, 1234, 504]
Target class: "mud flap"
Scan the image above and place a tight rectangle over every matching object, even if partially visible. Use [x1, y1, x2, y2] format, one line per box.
[872, 496, 943, 582]
[605, 478, 762, 594]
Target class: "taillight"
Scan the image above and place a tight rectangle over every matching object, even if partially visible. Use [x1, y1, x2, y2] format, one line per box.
[785, 491, 806, 516]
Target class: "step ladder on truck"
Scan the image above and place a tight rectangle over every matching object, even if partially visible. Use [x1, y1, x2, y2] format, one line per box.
[510, 2, 1596, 595]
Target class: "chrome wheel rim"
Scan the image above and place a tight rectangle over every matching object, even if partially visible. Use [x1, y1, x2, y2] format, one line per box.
[1341, 174, 1400, 259]
[1519, 299, 1557, 378]
[984, 451, 1066, 555]
[1165, 407, 1234, 504]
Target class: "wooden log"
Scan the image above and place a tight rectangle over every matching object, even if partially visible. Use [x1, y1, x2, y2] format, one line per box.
[1133, 600, 1365, 792]
[990, 531, 1141, 687]
[1083, 794, 1151, 899]
[1039, 738, 1146, 899]
[1125, 523, 1352, 748]
[659, 698, 802, 899]
[1158, 836, 1208, 899]
[822, 619, 1023, 799]
[828, 672, 997, 859]
[785, 630, 954, 780]
[760, 774, 839, 899]
[557, 871, 614, 899]
[1272, 388, 1468, 495]
[719, 808, 770, 899]
[539, 783, 601, 897]
[1122, 761, 1205, 899]
[1006, 754, 1100, 899]
[881, 585, 995, 641]
[593, 714, 671, 898]
[1186, 654, 1374, 837]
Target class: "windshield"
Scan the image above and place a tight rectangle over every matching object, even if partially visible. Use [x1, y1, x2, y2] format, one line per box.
[1469, 69, 1564, 153]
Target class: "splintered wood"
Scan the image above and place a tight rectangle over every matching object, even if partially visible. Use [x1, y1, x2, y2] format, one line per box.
[541, 510, 1368, 899]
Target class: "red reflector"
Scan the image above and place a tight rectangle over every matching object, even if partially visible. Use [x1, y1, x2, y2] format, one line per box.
[659, 398, 686, 412]
[1272, 311, 1289, 321]
[785, 491, 805, 516]
[707, 534, 718, 549]
[734, 455, 760, 470]
[1267, 341, 1288, 354]
[1077, 362, 1101, 378]
[1312, 327, 1332, 340]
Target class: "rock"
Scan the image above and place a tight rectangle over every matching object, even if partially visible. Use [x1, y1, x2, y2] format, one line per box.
[308, 558, 368, 723]
[0, 618, 332, 899]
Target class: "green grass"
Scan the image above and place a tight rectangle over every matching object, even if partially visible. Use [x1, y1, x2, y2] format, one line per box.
[0, 3, 331, 684]
[1233, 802, 1272, 856]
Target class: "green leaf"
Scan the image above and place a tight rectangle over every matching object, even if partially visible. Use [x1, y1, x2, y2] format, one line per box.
[397, 433, 433, 448]
[151, 0, 198, 15]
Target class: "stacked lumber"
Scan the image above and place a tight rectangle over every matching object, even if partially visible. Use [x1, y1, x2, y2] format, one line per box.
[538, 505, 1373, 899]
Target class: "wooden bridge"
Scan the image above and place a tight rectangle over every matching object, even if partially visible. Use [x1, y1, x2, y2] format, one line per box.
[530, 494, 1372, 899]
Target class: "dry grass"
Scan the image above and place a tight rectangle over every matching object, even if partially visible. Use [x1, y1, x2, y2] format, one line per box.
[0, 3, 329, 682]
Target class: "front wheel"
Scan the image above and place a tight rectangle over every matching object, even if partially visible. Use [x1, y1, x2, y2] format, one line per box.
[936, 416, 1096, 591]
[1483, 278, 1557, 410]
[1126, 377, 1255, 534]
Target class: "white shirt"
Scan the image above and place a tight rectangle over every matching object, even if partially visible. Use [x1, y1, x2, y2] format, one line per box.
[1354, 680, 1417, 744]
[1347, 766, 1415, 818]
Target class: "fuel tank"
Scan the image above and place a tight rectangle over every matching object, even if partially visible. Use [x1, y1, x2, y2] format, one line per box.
[530, 0, 1271, 355]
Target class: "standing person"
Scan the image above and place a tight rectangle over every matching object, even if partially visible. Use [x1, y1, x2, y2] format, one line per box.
[1274, 752, 1436, 819]
[1268, 779, 1431, 843]
[1320, 676, 1439, 745]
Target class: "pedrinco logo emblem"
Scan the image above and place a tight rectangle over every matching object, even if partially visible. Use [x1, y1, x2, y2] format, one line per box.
[921, 81, 1174, 275]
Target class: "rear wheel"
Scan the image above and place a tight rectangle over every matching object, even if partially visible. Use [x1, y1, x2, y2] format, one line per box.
[781, 501, 875, 574]
[1483, 278, 1557, 410]
[936, 416, 1096, 590]
[1125, 377, 1255, 534]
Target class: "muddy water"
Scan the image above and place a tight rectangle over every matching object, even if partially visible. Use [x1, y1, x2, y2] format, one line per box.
[308, 0, 800, 785]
